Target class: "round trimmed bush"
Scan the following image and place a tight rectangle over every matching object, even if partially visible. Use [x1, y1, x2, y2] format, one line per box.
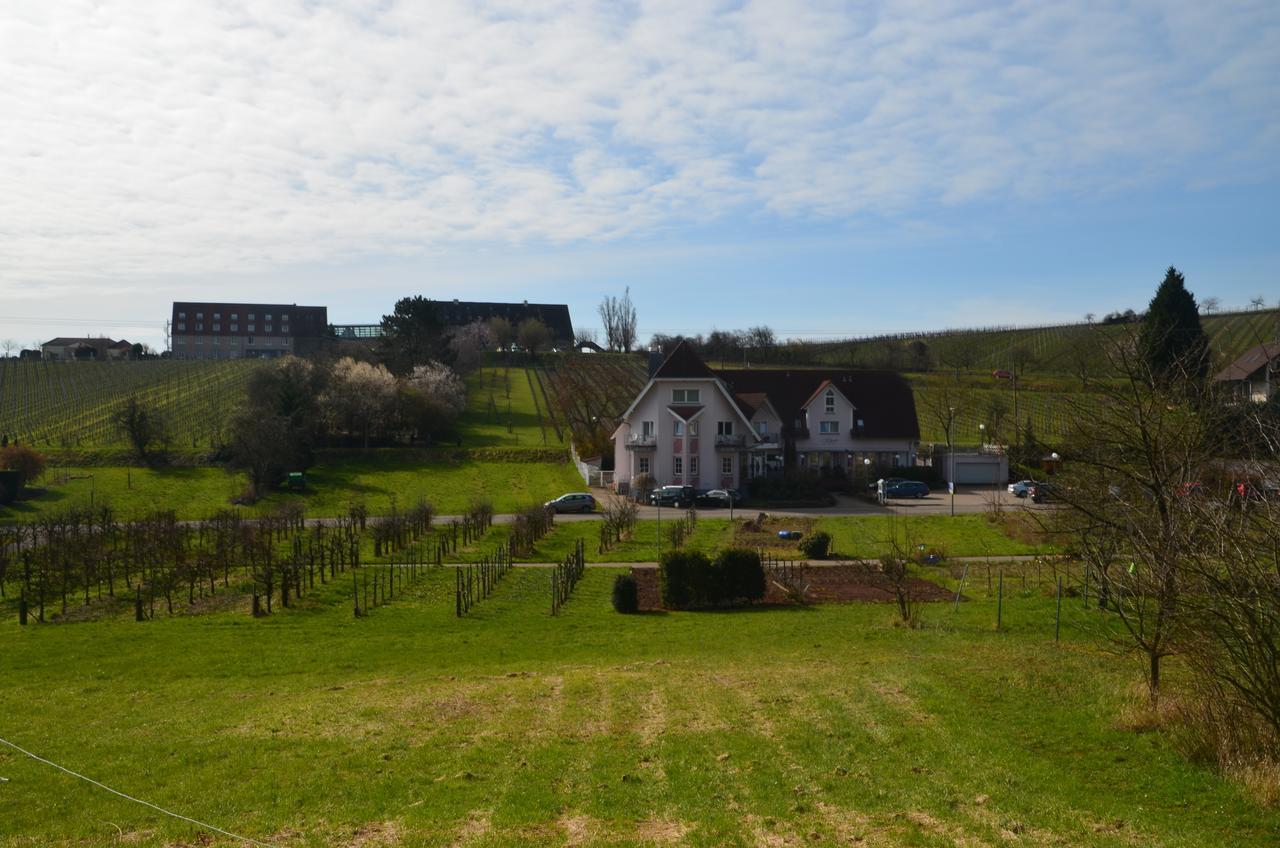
[612, 573, 640, 614]
[800, 530, 832, 559]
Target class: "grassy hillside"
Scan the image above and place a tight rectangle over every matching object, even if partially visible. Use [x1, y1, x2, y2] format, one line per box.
[459, 365, 567, 449]
[1, 563, 1273, 846]
[0, 359, 259, 450]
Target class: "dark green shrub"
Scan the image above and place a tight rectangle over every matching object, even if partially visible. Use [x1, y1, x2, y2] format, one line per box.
[713, 548, 765, 603]
[659, 548, 764, 608]
[659, 550, 711, 609]
[611, 574, 639, 614]
[799, 531, 832, 559]
[0, 470, 19, 505]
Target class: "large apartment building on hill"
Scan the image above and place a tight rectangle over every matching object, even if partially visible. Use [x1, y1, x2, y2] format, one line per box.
[170, 302, 328, 359]
[332, 299, 575, 349]
[611, 341, 920, 494]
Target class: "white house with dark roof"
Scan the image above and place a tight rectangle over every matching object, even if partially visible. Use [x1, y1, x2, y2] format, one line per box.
[611, 341, 921, 493]
[1214, 342, 1279, 403]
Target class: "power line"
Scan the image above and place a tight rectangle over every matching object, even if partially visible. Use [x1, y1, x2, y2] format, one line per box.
[0, 735, 277, 848]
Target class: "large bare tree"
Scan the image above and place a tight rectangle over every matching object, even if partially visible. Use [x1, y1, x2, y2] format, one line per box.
[598, 287, 638, 353]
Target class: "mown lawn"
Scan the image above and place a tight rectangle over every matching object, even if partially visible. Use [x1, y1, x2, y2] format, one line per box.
[0, 564, 1273, 847]
[2, 454, 584, 522]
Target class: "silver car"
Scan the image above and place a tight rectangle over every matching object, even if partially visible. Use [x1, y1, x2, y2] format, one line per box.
[544, 493, 597, 514]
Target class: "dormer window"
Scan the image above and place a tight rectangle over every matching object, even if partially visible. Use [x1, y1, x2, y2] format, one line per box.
[825, 389, 836, 414]
[672, 388, 700, 403]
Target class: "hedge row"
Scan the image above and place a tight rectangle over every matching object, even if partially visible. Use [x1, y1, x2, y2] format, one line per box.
[659, 548, 765, 610]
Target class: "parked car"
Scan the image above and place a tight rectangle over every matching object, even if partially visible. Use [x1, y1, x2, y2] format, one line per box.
[1007, 479, 1040, 498]
[696, 488, 743, 508]
[649, 485, 696, 508]
[1029, 482, 1058, 504]
[544, 492, 597, 514]
[884, 479, 930, 499]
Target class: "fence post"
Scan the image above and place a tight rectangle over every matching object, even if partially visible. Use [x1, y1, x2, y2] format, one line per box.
[135, 586, 144, 622]
[1055, 577, 1062, 642]
[1083, 563, 1090, 609]
[353, 573, 360, 617]
[996, 570, 1003, 631]
[18, 591, 27, 626]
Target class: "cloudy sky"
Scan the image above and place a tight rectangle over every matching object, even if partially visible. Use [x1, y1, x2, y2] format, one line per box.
[2, 0, 1277, 350]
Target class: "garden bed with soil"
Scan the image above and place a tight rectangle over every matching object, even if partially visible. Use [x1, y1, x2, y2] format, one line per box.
[630, 562, 954, 611]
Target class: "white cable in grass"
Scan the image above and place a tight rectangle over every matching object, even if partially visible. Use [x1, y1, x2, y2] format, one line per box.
[0, 736, 277, 847]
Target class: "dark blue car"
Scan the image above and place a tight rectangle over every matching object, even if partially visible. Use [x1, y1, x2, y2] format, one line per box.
[885, 480, 931, 499]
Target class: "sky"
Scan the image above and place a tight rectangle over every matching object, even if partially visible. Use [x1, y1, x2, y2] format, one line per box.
[2, 0, 1278, 352]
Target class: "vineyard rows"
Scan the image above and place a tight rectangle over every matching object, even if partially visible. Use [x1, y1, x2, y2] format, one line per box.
[0, 359, 259, 450]
[803, 308, 1280, 376]
[539, 354, 647, 452]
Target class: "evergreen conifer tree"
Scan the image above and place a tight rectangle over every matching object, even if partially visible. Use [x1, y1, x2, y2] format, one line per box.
[1139, 266, 1210, 383]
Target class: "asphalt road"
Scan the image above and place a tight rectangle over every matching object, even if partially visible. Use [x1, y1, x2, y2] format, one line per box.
[426, 486, 1046, 524]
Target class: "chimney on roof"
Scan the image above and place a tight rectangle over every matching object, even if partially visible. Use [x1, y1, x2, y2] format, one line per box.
[647, 350, 664, 378]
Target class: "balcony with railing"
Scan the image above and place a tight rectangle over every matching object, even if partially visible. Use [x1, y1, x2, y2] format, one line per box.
[624, 434, 657, 450]
[714, 433, 747, 449]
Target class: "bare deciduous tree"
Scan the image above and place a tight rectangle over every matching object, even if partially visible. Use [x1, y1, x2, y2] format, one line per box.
[488, 316, 514, 353]
[598, 287, 638, 352]
[517, 318, 551, 358]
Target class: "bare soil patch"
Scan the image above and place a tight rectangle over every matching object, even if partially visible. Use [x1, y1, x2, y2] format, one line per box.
[631, 563, 952, 611]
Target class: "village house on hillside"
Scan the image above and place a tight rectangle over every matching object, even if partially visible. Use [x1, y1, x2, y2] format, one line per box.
[1214, 342, 1279, 403]
[40, 337, 133, 361]
[611, 341, 920, 494]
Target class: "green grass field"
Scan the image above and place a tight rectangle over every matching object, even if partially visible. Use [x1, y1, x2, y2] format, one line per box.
[3, 453, 584, 521]
[0, 562, 1273, 847]
[459, 366, 566, 449]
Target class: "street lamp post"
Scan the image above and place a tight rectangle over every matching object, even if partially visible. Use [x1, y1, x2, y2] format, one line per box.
[948, 407, 956, 517]
[978, 423, 985, 448]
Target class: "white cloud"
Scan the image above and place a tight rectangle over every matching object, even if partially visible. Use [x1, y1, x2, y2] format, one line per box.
[0, 0, 1276, 285]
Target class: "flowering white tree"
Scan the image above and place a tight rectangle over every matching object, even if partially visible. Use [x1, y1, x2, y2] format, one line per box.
[404, 361, 467, 440]
[448, 320, 491, 374]
[321, 357, 398, 447]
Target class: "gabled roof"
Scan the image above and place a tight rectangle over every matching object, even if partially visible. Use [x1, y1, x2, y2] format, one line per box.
[716, 368, 920, 440]
[652, 340, 716, 380]
[800, 379, 855, 412]
[42, 337, 122, 347]
[1215, 342, 1280, 382]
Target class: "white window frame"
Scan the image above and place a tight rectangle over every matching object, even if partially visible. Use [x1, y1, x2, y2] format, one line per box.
[673, 456, 683, 476]
[717, 421, 733, 436]
[825, 389, 836, 414]
[755, 421, 768, 436]
[638, 456, 650, 475]
[690, 456, 698, 476]
[721, 456, 733, 475]
[820, 420, 840, 434]
[672, 388, 701, 403]
[673, 420, 684, 436]
[641, 420, 654, 437]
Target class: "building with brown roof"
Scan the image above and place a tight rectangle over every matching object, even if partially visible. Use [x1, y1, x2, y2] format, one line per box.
[41, 337, 133, 361]
[1214, 342, 1279, 403]
[611, 341, 920, 493]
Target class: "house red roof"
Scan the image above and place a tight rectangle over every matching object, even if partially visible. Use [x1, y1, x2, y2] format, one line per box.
[1214, 342, 1279, 382]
